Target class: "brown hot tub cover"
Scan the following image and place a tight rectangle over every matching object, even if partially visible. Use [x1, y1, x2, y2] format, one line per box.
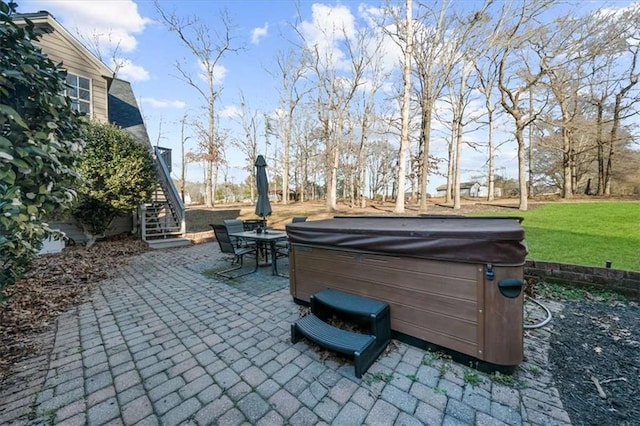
[286, 216, 527, 265]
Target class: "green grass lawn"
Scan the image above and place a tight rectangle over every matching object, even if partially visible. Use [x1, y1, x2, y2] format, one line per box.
[475, 202, 640, 271]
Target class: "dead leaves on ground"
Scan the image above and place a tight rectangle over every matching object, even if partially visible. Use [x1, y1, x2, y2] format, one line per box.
[0, 236, 148, 381]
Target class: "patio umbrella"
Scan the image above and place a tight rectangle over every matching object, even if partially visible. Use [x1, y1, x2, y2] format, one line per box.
[255, 155, 272, 226]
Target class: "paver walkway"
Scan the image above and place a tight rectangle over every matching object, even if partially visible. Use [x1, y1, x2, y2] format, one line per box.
[0, 243, 572, 425]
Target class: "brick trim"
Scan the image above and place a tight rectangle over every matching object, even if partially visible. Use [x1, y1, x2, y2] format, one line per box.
[525, 260, 640, 299]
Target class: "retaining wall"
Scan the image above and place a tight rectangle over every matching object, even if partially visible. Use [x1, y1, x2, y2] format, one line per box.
[525, 260, 640, 299]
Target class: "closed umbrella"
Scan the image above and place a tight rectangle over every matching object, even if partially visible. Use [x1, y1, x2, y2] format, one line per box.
[255, 155, 272, 228]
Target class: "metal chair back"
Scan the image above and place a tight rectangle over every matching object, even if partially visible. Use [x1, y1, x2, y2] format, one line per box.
[223, 219, 245, 234]
[211, 224, 236, 254]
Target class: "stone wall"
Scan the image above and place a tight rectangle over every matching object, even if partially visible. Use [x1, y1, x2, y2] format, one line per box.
[525, 260, 640, 299]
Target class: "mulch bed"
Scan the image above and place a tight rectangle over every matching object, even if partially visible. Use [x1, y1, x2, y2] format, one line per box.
[549, 299, 640, 425]
[0, 235, 148, 382]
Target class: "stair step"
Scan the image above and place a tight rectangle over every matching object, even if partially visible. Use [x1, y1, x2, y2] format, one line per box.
[292, 288, 392, 378]
[312, 288, 391, 347]
[146, 237, 191, 249]
[144, 223, 180, 229]
[145, 230, 183, 237]
[313, 288, 388, 317]
[291, 314, 375, 378]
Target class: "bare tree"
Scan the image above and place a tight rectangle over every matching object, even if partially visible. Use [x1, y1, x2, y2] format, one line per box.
[328, 23, 390, 209]
[450, 63, 474, 210]
[394, 0, 413, 213]
[534, 16, 588, 199]
[601, 11, 639, 194]
[583, 6, 639, 195]
[271, 48, 307, 204]
[472, 11, 506, 202]
[77, 29, 125, 77]
[231, 92, 260, 203]
[179, 114, 190, 201]
[154, 2, 241, 207]
[300, 23, 366, 211]
[495, 1, 555, 210]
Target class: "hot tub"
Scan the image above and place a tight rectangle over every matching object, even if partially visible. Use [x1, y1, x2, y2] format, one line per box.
[286, 216, 527, 367]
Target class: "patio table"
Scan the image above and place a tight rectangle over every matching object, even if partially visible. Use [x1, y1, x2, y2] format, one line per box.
[228, 230, 288, 277]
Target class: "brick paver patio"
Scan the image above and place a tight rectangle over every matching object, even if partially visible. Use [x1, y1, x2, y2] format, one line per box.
[0, 243, 572, 425]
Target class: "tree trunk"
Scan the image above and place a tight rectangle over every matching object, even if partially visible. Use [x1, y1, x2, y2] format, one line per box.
[596, 102, 604, 195]
[395, 0, 413, 214]
[453, 117, 463, 210]
[445, 128, 454, 204]
[212, 163, 219, 206]
[516, 126, 528, 211]
[282, 120, 291, 205]
[527, 88, 534, 197]
[487, 109, 495, 201]
[328, 146, 338, 210]
[418, 103, 432, 211]
[205, 160, 213, 207]
[357, 117, 368, 208]
[562, 128, 573, 199]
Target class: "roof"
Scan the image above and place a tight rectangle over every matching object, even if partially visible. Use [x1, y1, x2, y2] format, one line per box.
[13, 11, 113, 78]
[108, 79, 151, 146]
[436, 182, 481, 191]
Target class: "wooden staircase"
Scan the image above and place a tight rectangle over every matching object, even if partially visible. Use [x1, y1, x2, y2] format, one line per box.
[140, 147, 189, 249]
[291, 288, 391, 378]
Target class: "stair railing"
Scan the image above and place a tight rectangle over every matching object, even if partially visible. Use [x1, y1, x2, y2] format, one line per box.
[153, 146, 186, 236]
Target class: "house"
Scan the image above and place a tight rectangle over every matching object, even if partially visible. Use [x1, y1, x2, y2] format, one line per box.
[436, 182, 502, 198]
[477, 185, 503, 198]
[15, 11, 187, 249]
[436, 181, 503, 198]
[436, 182, 481, 198]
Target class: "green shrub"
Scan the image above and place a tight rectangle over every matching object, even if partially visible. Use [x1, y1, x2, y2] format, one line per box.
[0, 1, 85, 291]
[73, 122, 156, 243]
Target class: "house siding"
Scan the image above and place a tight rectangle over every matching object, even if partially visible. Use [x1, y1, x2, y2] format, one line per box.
[35, 31, 109, 122]
[49, 215, 134, 245]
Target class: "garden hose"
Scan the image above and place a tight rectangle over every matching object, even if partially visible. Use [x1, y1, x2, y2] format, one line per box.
[523, 296, 553, 329]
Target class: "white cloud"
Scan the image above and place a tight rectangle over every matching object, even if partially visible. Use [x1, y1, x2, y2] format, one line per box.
[298, 4, 356, 70]
[251, 22, 269, 44]
[305, 4, 356, 41]
[140, 98, 186, 109]
[219, 105, 240, 118]
[26, 0, 152, 53]
[198, 62, 227, 85]
[115, 59, 150, 82]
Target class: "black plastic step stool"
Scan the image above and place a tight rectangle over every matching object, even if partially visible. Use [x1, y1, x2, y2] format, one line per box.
[291, 288, 391, 378]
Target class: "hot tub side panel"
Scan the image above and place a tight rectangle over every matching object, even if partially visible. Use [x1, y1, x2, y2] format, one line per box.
[289, 245, 482, 360]
[481, 265, 524, 366]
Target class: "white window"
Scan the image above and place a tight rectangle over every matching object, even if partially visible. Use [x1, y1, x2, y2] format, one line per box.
[65, 73, 91, 114]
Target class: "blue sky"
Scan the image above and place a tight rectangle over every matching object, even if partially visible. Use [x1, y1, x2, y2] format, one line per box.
[17, 0, 638, 195]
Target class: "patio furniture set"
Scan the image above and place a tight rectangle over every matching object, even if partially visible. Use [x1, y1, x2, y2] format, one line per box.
[210, 217, 307, 278]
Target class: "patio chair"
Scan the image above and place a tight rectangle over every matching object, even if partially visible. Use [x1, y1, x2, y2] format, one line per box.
[224, 218, 268, 260]
[275, 216, 305, 257]
[210, 224, 258, 278]
[242, 219, 266, 231]
[223, 219, 251, 245]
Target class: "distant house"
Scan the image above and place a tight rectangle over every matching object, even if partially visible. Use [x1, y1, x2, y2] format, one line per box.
[436, 182, 481, 198]
[436, 182, 503, 198]
[477, 185, 503, 198]
[15, 11, 185, 248]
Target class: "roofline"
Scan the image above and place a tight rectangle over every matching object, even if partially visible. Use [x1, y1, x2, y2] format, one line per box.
[14, 11, 114, 78]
